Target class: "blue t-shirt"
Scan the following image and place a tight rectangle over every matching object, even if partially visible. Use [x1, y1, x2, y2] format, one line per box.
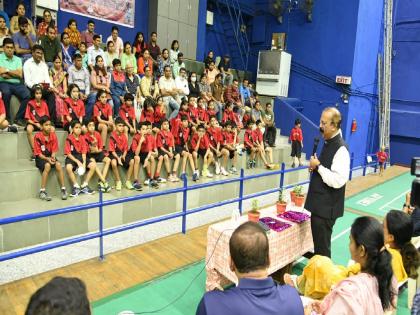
[196, 277, 304, 315]
[12, 31, 36, 61]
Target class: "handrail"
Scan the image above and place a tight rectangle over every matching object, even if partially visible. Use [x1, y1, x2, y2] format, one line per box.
[0, 159, 379, 263]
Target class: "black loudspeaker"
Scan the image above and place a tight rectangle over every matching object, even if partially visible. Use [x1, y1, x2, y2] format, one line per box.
[411, 157, 420, 208]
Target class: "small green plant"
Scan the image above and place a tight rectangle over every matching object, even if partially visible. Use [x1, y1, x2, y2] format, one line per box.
[251, 199, 259, 211]
[278, 189, 286, 203]
[293, 185, 303, 196]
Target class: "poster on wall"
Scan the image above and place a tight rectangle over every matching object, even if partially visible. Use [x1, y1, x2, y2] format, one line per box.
[59, 0, 135, 28]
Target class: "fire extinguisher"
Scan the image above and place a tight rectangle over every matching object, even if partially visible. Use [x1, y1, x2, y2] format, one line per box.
[351, 119, 357, 133]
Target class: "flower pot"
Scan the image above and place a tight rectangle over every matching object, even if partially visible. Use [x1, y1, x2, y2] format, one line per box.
[276, 202, 287, 214]
[248, 211, 260, 222]
[290, 191, 296, 204]
[295, 195, 305, 207]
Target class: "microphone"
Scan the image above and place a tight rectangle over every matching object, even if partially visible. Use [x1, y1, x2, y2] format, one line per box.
[312, 138, 320, 156]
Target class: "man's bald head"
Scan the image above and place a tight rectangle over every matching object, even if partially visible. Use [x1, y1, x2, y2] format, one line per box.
[320, 107, 342, 139]
[229, 221, 269, 273]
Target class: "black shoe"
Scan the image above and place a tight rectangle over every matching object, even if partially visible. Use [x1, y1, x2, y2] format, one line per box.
[7, 125, 18, 133]
[39, 190, 52, 201]
[133, 181, 143, 191]
[14, 119, 25, 127]
[61, 188, 68, 200]
[30, 154, 35, 161]
[70, 186, 80, 197]
[81, 185, 95, 195]
[150, 179, 159, 188]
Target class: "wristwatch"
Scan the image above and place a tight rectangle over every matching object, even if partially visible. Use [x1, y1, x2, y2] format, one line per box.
[403, 203, 409, 208]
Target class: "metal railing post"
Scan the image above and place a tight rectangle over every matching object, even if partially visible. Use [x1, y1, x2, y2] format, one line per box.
[363, 159, 367, 177]
[349, 153, 354, 181]
[99, 190, 104, 261]
[374, 161, 378, 173]
[182, 176, 188, 234]
[279, 163, 285, 189]
[238, 168, 244, 215]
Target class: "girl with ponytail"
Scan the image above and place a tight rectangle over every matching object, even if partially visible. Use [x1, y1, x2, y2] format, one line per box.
[309, 216, 397, 314]
[384, 210, 420, 282]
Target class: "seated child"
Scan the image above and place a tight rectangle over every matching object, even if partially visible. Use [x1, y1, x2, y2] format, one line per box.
[84, 120, 112, 192]
[0, 95, 17, 132]
[156, 119, 180, 182]
[110, 58, 127, 115]
[140, 97, 155, 124]
[33, 116, 67, 201]
[63, 83, 86, 131]
[376, 146, 388, 176]
[93, 90, 114, 147]
[191, 124, 214, 179]
[197, 97, 209, 127]
[64, 120, 96, 197]
[244, 120, 273, 169]
[108, 117, 129, 191]
[255, 119, 275, 167]
[207, 116, 228, 176]
[119, 93, 137, 137]
[222, 121, 238, 174]
[176, 99, 191, 122]
[154, 96, 167, 129]
[142, 121, 159, 187]
[25, 85, 51, 160]
[171, 115, 197, 180]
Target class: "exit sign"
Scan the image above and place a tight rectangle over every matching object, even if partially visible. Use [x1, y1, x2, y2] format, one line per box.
[336, 76, 352, 85]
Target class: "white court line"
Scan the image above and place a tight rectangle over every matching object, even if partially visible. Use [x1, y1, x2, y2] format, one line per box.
[379, 190, 410, 211]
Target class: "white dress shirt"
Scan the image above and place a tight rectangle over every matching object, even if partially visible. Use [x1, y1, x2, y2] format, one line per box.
[317, 131, 350, 189]
[87, 46, 107, 67]
[175, 76, 189, 98]
[23, 57, 52, 88]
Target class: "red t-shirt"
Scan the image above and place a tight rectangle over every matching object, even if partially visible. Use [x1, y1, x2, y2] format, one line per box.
[377, 151, 388, 163]
[290, 127, 303, 142]
[171, 118, 190, 146]
[189, 105, 199, 122]
[253, 128, 264, 143]
[33, 131, 59, 156]
[109, 131, 128, 153]
[83, 131, 103, 152]
[244, 129, 257, 148]
[197, 108, 209, 123]
[119, 103, 136, 123]
[25, 99, 50, 123]
[154, 105, 166, 123]
[222, 109, 236, 123]
[207, 109, 217, 119]
[156, 130, 175, 149]
[223, 130, 235, 146]
[64, 134, 88, 155]
[0, 97, 5, 116]
[207, 126, 223, 148]
[140, 109, 155, 123]
[177, 110, 191, 122]
[191, 133, 210, 150]
[63, 97, 85, 125]
[93, 101, 113, 123]
[130, 133, 145, 153]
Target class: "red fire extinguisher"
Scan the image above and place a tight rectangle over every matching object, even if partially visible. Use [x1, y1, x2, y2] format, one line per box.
[351, 119, 357, 133]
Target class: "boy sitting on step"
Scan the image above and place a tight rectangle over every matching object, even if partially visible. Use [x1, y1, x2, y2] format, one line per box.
[33, 116, 67, 201]
[0, 94, 17, 133]
[207, 116, 228, 176]
[244, 120, 273, 170]
[109, 117, 129, 191]
[191, 124, 214, 179]
[64, 120, 96, 197]
[222, 121, 238, 174]
[118, 93, 137, 138]
[155, 119, 180, 182]
[142, 121, 159, 187]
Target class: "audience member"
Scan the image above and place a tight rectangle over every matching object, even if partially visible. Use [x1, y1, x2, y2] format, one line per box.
[251, 101, 263, 122]
[137, 49, 154, 77]
[12, 16, 36, 63]
[61, 32, 76, 71]
[37, 9, 56, 37]
[188, 72, 200, 98]
[76, 42, 89, 69]
[110, 59, 127, 115]
[204, 50, 214, 69]
[68, 53, 90, 100]
[140, 65, 159, 99]
[23, 45, 56, 124]
[158, 48, 171, 78]
[80, 20, 96, 48]
[196, 221, 304, 315]
[63, 19, 81, 48]
[106, 26, 123, 56]
[175, 67, 189, 100]
[148, 31, 161, 67]
[10, 3, 35, 35]
[289, 119, 303, 167]
[218, 54, 233, 86]
[206, 61, 219, 85]
[0, 37, 30, 123]
[159, 65, 180, 119]
[170, 40, 180, 65]
[132, 31, 147, 59]
[262, 102, 276, 147]
[25, 276, 91, 315]
[63, 83, 85, 129]
[49, 55, 68, 125]
[0, 93, 17, 132]
[87, 34, 106, 71]
[172, 52, 186, 78]
[412, 289, 420, 315]
[121, 41, 137, 73]
[224, 79, 243, 115]
[199, 74, 213, 104]
[0, 10, 10, 29]
[87, 55, 111, 118]
[210, 73, 225, 121]
[240, 79, 255, 107]
[104, 40, 118, 71]
[0, 15, 10, 52]
[125, 65, 142, 109]
[39, 25, 61, 66]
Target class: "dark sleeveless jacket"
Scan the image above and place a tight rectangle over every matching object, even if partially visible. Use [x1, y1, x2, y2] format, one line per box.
[304, 133, 348, 220]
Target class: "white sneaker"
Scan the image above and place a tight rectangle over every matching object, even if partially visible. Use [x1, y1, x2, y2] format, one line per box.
[215, 162, 221, 175]
[206, 170, 214, 178]
[194, 170, 200, 179]
[230, 167, 237, 174]
[168, 174, 176, 182]
[144, 178, 151, 185]
[221, 167, 229, 176]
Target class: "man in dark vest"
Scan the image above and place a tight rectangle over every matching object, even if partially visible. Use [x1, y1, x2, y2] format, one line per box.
[305, 107, 350, 257]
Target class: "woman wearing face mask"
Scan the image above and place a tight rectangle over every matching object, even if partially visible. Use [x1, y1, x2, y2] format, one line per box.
[188, 72, 200, 98]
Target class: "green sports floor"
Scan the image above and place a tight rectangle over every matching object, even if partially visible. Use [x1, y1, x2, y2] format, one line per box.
[93, 172, 414, 315]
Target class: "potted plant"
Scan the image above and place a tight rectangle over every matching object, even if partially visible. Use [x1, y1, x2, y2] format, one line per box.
[276, 189, 287, 214]
[294, 185, 306, 207]
[248, 199, 261, 222]
[290, 185, 299, 203]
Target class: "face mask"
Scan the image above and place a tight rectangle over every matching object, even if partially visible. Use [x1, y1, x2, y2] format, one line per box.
[193, 103, 198, 108]
[319, 127, 324, 134]
[191, 77, 197, 82]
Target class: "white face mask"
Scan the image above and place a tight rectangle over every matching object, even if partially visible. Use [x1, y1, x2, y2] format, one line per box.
[191, 77, 197, 82]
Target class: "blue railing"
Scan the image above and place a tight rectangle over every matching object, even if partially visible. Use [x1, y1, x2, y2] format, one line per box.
[0, 158, 381, 263]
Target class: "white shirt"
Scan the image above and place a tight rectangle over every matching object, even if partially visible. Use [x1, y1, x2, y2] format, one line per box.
[87, 46, 107, 67]
[106, 36, 123, 56]
[317, 131, 350, 189]
[159, 76, 176, 93]
[23, 57, 52, 88]
[175, 76, 189, 97]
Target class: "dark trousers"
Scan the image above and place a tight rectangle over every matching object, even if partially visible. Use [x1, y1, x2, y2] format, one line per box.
[310, 214, 336, 258]
[264, 126, 277, 146]
[42, 89, 57, 124]
[0, 82, 30, 121]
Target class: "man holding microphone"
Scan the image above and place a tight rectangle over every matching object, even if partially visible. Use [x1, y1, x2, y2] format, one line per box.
[305, 107, 350, 257]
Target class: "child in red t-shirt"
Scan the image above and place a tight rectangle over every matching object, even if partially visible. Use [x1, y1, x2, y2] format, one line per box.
[207, 116, 228, 175]
[155, 119, 179, 182]
[25, 85, 51, 159]
[289, 119, 303, 168]
[93, 90, 114, 147]
[126, 121, 149, 190]
[197, 97, 209, 127]
[376, 146, 388, 176]
[33, 116, 67, 201]
[176, 99, 191, 122]
[140, 99, 155, 124]
[154, 96, 167, 128]
[63, 84, 86, 131]
[222, 121, 238, 174]
[141, 121, 159, 187]
[119, 93, 137, 137]
[109, 117, 129, 191]
[207, 101, 217, 120]
[191, 124, 214, 178]
[0, 94, 17, 132]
